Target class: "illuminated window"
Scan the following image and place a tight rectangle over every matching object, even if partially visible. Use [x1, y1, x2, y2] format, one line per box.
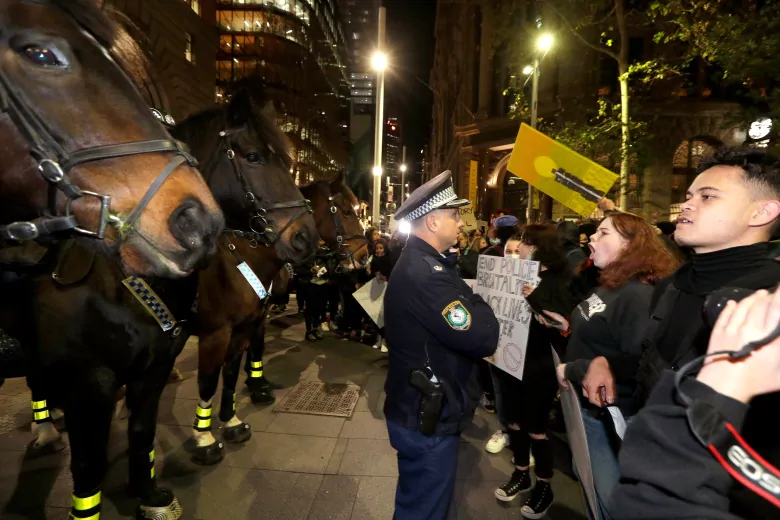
[184, 0, 200, 15]
[185, 33, 195, 64]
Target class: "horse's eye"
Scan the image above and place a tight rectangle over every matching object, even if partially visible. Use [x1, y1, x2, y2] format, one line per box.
[21, 46, 68, 68]
[343, 209, 352, 216]
[246, 152, 263, 164]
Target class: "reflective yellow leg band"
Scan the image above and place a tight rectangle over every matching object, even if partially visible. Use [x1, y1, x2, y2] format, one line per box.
[250, 361, 263, 369]
[31, 400, 47, 410]
[194, 405, 212, 431]
[68, 513, 99, 520]
[150, 449, 156, 479]
[72, 491, 101, 510]
[233, 393, 236, 411]
[250, 370, 263, 378]
[33, 410, 51, 421]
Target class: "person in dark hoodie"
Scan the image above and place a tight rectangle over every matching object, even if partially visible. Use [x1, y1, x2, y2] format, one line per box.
[579, 147, 780, 519]
[557, 220, 588, 275]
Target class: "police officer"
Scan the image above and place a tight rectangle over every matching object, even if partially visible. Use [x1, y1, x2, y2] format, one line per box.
[384, 170, 499, 520]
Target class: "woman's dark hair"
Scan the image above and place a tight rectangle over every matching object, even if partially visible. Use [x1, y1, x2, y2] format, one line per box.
[513, 224, 567, 273]
[599, 213, 681, 289]
[373, 238, 388, 253]
[579, 222, 598, 240]
[495, 225, 517, 245]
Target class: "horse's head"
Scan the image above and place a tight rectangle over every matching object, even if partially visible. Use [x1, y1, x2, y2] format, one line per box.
[174, 88, 318, 266]
[301, 171, 368, 271]
[0, 0, 224, 277]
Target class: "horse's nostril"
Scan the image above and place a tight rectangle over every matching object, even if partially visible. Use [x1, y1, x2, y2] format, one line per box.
[169, 200, 208, 251]
[292, 230, 309, 251]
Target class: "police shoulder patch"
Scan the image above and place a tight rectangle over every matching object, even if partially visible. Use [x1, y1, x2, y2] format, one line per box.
[442, 300, 471, 331]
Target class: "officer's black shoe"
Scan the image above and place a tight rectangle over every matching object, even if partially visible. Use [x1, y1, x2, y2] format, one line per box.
[520, 480, 553, 519]
[494, 469, 531, 502]
[306, 331, 317, 342]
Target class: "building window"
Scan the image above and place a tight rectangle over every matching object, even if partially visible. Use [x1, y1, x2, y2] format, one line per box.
[185, 33, 195, 64]
[184, 0, 199, 15]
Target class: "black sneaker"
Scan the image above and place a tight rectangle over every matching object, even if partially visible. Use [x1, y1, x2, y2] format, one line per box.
[521, 480, 553, 519]
[314, 329, 323, 340]
[494, 469, 531, 502]
[305, 331, 317, 342]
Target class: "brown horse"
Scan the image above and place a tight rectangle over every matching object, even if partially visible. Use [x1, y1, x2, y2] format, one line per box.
[0, 0, 223, 278]
[186, 172, 366, 464]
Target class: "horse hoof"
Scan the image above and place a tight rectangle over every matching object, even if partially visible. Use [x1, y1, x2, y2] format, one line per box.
[137, 496, 183, 520]
[29, 437, 66, 457]
[250, 387, 275, 405]
[223, 422, 252, 444]
[191, 441, 224, 465]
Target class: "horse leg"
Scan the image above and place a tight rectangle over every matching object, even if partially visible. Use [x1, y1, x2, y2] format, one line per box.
[26, 366, 63, 452]
[64, 376, 117, 520]
[125, 354, 184, 520]
[219, 350, 252, 444]
[190, 326, 229, 465]
[245, 315, 275, 405]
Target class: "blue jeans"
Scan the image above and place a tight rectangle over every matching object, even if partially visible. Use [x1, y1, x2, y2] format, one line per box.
[575, 408, 623, 520]
[387, 421, 460, 520]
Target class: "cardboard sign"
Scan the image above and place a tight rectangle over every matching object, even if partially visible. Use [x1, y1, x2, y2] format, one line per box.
[473, 255, 540, 380]
[459, 204, 478, 231]
[353, 278, 386, 328]
[507, 124, 618, 216]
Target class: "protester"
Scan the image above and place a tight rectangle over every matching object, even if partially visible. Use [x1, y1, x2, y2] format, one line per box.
[557, 220, 589, 275]
[384, 170, 499, 520]
[493, 226, 578, 519]
[613, 288, 780, 519]
[544, 213, 680, 520]
[458, 236, 488, 279]
[370, 239, 393, 352]
[484, 215, 519, 256]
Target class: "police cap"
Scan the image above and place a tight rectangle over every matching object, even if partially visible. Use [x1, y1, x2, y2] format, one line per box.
[394, 170, 469, 221]
[493, 215, 519, 228]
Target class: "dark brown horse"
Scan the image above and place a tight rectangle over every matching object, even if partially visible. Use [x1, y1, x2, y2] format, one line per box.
[0, 0, 223, 277]
[0, 87, 315, 520]
[185, 173, 366, 465]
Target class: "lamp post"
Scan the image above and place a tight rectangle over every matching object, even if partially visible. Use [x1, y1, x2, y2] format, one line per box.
[371, 7, 387, 229]
[399, 145, 407, 204]
[524, 33, 553, 224]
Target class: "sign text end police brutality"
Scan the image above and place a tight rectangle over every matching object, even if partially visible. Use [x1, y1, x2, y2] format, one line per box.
[476, 256, 535, 338]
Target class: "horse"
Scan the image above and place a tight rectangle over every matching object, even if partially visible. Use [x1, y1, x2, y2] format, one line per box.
[0, 0, 224, 278]
[0, 86, 317, 520]
[183, 173, 367, 465]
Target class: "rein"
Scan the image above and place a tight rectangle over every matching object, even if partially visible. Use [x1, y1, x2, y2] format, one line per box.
[200, 123, 312, 249]
[326, 188, 365, 270]
[0, 26, 196, 244]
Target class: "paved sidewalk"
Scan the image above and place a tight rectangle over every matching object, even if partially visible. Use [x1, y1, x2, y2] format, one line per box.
[0, 310, 587, 519]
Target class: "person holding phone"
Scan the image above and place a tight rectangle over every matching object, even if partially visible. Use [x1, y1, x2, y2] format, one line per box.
[541, 213, 680, 520]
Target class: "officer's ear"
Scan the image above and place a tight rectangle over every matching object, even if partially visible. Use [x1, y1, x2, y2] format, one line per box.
[425, 212, 438, 232]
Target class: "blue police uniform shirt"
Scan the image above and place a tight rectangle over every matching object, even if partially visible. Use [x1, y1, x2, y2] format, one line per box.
[383, 235, 500, 436]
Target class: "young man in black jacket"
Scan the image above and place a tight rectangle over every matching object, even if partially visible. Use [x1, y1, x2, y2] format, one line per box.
[581, 148, 780, 518]
[613, 288, 780, 519]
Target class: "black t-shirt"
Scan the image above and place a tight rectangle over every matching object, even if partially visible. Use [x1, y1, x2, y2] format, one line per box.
[564, 279, 654, 414]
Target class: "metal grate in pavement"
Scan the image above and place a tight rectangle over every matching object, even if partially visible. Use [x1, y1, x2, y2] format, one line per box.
[274, 381, 360, 418]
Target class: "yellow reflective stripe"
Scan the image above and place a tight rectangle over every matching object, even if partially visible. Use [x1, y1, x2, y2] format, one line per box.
[194, 418, 211, 429]
[195, 406, 212, 418]
[149, 449, 155, 462]
[249, 370, 263, 378]
[232, 393, 236, 411]
[250, 360, 262, 368]
[34, 410, 51, 421]
[31, 400, 47, 410]
[72, 491, 101, 510]
[68, 513, 99, 520]
[150, 466, 155, 478]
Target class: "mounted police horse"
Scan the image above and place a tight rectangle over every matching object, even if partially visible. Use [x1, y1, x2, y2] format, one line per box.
[0, 87, 317, 519]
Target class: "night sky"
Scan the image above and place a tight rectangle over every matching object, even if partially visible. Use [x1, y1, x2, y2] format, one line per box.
[383, 0, 437, 176]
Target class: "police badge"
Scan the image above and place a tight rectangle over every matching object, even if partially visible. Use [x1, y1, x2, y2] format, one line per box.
[442, 300, 471, 331]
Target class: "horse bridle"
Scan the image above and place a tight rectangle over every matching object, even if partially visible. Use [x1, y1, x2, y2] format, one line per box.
[204, 124, 312, 248]
[326, 189, 366, 269]
[0, 29, 197, 244]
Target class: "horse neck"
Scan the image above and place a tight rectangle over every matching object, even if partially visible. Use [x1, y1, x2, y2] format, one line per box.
[242, 244, 285, 287]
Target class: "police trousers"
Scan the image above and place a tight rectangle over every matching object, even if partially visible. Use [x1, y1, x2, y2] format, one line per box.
[387, 420, 459, 520]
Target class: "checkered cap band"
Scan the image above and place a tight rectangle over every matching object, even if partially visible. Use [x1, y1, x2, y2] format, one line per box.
[405, 186, 457, 221]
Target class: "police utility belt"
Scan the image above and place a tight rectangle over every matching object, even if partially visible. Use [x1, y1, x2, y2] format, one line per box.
[409, 337, 446, 436]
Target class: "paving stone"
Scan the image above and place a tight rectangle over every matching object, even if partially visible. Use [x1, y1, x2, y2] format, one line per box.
[456, 439, 515, 481]
[339, 411, 388, 440]
[307, 499, 354, 520]
[274, 473, 323, 520]
[266, 412, 345, 438]
[354, 374, 386, 413]
[221, 432, 337, 474]
[337, 439, 397, 477]
[350, 476, 396, 520]
[453, 478, 514, 520]
[324, 438, 349, 475]
[316, 474, 360, 502]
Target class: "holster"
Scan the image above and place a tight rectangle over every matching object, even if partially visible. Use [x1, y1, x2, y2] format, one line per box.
[409, 368, 446, 436]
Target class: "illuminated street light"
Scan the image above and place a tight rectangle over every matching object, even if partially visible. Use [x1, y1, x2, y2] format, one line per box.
[371, 52, 388, 71]
[400, 164, 407, 173]
[398, 220, 411, 234]
[537, 33, 554, 52]
[372, 166, 383, 177]
[522, 65, 534, 75]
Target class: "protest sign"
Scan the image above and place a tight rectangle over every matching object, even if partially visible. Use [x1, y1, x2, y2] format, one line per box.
[459, 203, 477, 231]
[473, 255, 539, 380]
[353, 278, 386, 328]
[507, 124, 618, 216]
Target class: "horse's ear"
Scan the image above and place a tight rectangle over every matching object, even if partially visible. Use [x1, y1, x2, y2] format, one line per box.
[261, 100, 277, 121]
[227, 88, 253, 127]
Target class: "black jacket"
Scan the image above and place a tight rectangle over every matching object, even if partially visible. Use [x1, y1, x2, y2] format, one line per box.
[383, 235, 499, 435]
[613, 372, 751, 519]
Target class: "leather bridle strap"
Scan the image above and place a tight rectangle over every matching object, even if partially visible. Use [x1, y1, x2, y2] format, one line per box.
[0, 216, 78, 242]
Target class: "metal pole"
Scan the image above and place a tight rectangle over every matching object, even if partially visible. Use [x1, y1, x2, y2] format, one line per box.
[400, 145, 407, 204]
[526, 56, 539, 224]
[372, 7, 387, 229]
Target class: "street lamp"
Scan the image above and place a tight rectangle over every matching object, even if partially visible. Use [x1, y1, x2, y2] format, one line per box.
[372, 8, 388, 228]
[522, 65, 534, 76]
[525, 33, 553, 223]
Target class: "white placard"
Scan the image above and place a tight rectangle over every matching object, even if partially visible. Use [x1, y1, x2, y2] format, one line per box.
[353, 277, 387, 328]
[473, 255, 540, 380]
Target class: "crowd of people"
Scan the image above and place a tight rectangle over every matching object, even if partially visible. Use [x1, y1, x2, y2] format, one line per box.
[380, 148, 780, 520]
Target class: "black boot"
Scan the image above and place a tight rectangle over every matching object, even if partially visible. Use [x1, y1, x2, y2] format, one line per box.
[494, 469, 531, 502]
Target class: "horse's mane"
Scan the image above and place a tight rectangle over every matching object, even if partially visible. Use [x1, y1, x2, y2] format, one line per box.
[300, 178, 358, 207]
[50, 0, 151, 87]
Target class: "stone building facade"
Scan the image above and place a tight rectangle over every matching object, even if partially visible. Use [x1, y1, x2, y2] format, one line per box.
[107, 0, 219, 123]
[429, 0, 749, 223]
